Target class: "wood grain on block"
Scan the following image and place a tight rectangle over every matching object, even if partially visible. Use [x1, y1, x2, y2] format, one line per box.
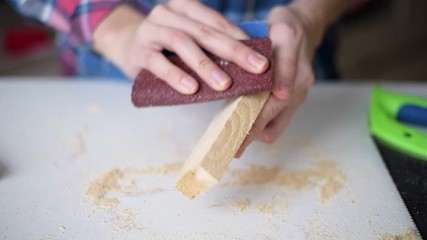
[132, 38, 272, 106]
[176, 91, 270, 199]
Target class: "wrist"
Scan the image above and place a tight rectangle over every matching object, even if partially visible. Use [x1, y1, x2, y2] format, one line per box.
[93, 4, 144, 74]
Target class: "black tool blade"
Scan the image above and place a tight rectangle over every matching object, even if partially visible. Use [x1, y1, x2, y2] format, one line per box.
[374, 138, 427, 239]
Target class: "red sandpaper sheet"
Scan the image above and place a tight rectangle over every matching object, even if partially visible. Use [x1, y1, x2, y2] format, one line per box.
[132, 38, 273, 107]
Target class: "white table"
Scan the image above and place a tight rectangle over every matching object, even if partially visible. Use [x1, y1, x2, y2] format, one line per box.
[0, 79, 423, 239]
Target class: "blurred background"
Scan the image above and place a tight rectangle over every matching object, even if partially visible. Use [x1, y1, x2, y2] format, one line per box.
[0, 0, 426, 81]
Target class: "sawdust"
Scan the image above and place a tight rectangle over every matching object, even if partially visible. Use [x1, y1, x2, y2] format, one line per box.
[85, 169, 124, 207]
[85, 162, 182, 232]
[104, 208, 142, 232]
[233, 198, 251, 211]
[378, 228, 421, 240]
[317, 162, 346, 203]
[303, 217, 338, 240]
[85, 161, 182, 207]
[257, 201, 276, 214]
[229, 164, 281, 185]
[229, 161, 346, 203]
[84, 160, 345, 233]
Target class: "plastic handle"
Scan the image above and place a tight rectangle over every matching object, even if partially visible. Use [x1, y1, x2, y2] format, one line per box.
[397, 104, 427, 128]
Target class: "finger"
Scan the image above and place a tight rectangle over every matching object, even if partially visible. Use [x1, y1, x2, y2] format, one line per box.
[140, 20, 232, 91]
[137, 48, 198, 94]
[257, 51, 314, 143]
[253, 94, 288, 135]
[293, 55, 315, 94]
[158, 26, 232, 91]
[235, 128, 257, 158]
[258, 90, 308, 143]
[149, 5, 269, 74]
[167, 0, 249, 40]
[269, 22, 303, 101]
[235, 94, 285, 158]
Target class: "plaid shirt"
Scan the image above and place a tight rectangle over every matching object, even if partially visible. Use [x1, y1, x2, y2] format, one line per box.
[8, 0, 292, 78]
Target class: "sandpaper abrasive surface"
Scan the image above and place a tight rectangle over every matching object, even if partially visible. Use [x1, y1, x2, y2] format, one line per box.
[132, 38, 272, 107]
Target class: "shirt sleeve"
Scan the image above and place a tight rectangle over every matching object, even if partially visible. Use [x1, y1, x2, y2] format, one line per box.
[7, 0, 126, 44]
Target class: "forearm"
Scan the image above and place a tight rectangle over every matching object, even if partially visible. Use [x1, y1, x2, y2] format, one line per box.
[288, 0, 349, 46]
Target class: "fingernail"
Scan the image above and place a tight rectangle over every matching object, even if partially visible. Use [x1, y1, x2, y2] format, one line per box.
[212, 70, 230, 90]
[180, 77, 198, 94]
[248, 53, 268, 72]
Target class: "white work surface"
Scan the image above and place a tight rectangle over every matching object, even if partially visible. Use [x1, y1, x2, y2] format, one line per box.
[0, 79, 423, 239]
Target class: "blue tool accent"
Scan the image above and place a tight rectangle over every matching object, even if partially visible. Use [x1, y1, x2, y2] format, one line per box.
[238, 21, 269, 38]
[397, 105, 427, 128]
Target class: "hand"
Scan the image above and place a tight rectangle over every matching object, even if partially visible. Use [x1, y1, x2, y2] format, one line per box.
[93, 0, 269, 94]
[236, 5, 325, 158]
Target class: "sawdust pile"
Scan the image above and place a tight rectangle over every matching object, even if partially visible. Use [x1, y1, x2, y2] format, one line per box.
[85, 169, 124, 207]
[84, 162, 182, 231]
[85, 162, 182, 207]
[85, 160, 345, 209]
[84, 160, 346, 232]
[378, 228, 421, 240]
[229, 161, 346, 203]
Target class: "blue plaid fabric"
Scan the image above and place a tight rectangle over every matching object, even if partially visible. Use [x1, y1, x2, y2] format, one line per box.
[77, 0, 296, 81]
[10, 0, 337, 80]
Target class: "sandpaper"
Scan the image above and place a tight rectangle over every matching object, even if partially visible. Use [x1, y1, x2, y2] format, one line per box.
[131, 38, 272, 107]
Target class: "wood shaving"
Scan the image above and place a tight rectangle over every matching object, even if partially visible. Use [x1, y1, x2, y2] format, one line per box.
[378, 228, 421, 240]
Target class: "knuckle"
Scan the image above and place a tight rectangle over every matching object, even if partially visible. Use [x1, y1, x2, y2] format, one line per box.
[198, 58, 211, 69]
[272, 22, 303, 40]
[264, 133, 279, 144]
[258, 127, 279, 144]
[150, 4, 168, 18]
[199, 26, 216, 38]
[164, 67, 179, 83]
[215, 18, 233, 32]
[169, 30, 189, 46]
[278, 57, 297, 78]
[168, 0, 191, 9]
[267, 103, 283, 120]
[228, 42, 245, 59]
[140, 50, 157, 69]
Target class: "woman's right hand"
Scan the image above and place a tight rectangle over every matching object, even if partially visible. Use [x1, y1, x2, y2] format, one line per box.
[93, 0, 269, 94]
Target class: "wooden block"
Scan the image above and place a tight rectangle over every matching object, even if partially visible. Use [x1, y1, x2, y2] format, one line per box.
[176, 91, 270, 199]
